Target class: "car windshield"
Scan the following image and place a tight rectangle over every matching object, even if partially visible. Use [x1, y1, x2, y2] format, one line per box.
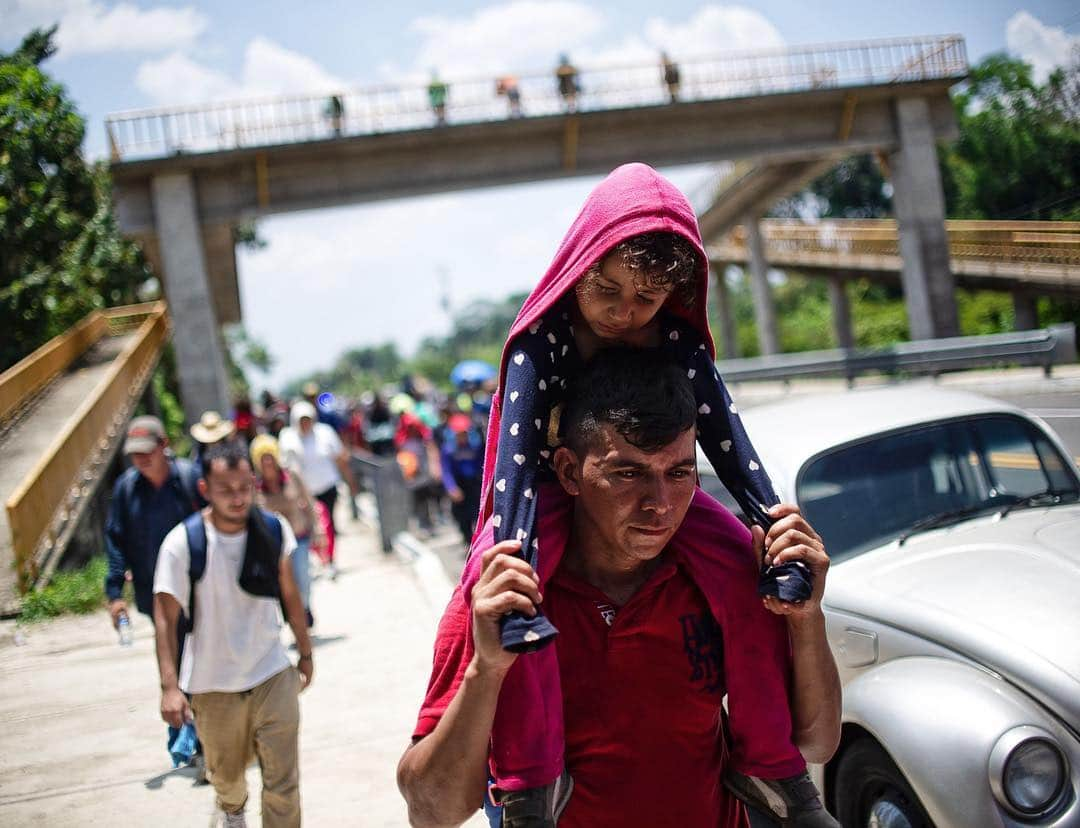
[797, 414, 1080, 561]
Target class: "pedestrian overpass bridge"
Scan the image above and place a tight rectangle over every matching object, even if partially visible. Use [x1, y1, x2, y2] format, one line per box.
[108, 34, 969, 422]
[707, 219, 1080, 355]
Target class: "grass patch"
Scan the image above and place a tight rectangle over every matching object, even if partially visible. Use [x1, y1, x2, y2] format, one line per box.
[20, 556, 109, 623]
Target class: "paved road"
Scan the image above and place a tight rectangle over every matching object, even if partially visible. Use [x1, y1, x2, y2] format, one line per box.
[0, 506, 485, 828]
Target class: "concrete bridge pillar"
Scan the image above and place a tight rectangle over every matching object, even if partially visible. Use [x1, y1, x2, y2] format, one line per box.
[827, 274, 855, 350]
[888, 96, 958, 340]
[150, 173, 230, 425]
[1012, 291, 1039, 330]
[711, 265, 740, 359]
[743, 214, 781, 356]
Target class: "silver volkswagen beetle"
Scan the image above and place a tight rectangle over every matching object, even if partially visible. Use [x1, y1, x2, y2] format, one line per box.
[698, 385, 1080, 828]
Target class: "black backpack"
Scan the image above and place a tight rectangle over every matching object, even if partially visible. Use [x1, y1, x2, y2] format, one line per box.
[181, 508, 286, 633]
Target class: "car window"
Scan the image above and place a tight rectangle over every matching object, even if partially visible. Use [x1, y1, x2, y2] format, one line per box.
[973, 417, 1050, 499]
[797, 415, 1078, 561]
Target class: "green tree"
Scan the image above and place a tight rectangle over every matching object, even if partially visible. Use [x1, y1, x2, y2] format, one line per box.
[1, 27, 150, 370]
[943, 52, 1080, 221]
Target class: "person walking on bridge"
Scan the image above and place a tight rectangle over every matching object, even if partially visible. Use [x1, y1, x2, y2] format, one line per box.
[555, 54, 580, 112]
[428, 70, 449, 125]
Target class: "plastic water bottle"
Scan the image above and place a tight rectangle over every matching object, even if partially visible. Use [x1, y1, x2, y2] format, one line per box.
[118, 611, 133, 646]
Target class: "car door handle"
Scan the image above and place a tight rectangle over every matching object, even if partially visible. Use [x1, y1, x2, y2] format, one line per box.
[837, 628, 878, 667]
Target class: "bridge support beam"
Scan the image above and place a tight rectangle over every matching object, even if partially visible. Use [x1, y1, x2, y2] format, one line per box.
[151, 173, 230, 425]
[1013, 291, 1039, 330]
[711, 265, 740, 359]
[743, 214, 781, 356]
[888, 97, 958, 340]
[828, 275, 855, 350]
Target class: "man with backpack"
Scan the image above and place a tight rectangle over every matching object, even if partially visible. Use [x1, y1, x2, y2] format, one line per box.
[153, 440, 313, 828]
[105, 416, 202, 629]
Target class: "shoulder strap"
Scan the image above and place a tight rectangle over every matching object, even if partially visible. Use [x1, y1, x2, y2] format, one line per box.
[121, 467, 139, 510]
[257, 510, 290, 620]
[176, 460, 203, 513]
[259, 509, 283, 549]
[182, 512, 207, 632]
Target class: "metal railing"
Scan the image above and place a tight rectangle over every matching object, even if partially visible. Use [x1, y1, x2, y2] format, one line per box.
[0, 312, 109, 426]
[350, 455, 410, 553]
[716, 323, 1077, 384]
[5, 302, 170, 590]
[106, 35, 967, 160]
[710, 219, 1080, 278]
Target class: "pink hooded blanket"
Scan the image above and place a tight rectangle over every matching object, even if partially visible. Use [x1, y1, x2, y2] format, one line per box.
[476, 162, 714, 528]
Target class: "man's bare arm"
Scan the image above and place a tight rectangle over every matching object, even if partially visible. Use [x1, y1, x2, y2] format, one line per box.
[397, 542, 537, 828]
[153, 592, 190, 728]
[755, 504, 842, 764]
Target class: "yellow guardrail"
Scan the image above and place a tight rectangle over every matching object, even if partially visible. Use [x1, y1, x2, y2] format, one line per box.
[0, 312, 109, 425]
[5, 302, 170, 590]
[713, 219, 1080, 270]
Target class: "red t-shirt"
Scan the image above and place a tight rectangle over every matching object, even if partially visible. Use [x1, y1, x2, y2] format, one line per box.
[414, 555, 753, 828]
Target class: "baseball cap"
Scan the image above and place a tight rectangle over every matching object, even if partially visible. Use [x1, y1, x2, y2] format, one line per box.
[124, 416, 165, 454]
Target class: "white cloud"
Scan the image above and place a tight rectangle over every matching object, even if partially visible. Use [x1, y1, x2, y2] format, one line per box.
[134, 51, 233, 104]
[135, 36, 346, 106]
[381, 2, 784, 81]
[3, 0, 207, 56]
[396, 1, 605, 80]
[644, 5, 785, 57]
[1006, 10, 1079, 82]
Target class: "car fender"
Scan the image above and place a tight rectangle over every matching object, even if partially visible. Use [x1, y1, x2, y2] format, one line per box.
[836, 656, 1080, 828]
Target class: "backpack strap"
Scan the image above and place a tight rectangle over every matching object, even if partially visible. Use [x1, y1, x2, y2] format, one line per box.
[256, 510, 289, 620]
[175, 460, 203, 513]
[182, 512, 207, 633]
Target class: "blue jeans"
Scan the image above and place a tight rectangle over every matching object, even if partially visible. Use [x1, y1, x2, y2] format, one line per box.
[292, 536, 312, 610]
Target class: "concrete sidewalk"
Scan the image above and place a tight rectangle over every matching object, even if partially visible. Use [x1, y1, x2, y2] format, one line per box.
[0, 510, 485, 827]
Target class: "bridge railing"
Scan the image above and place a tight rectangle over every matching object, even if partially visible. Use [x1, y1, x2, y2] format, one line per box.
[0, 313, 109, 427]
[5, 302, 170, 590]
[106, 34, 967, 160]
[711, 219, 1080, 270]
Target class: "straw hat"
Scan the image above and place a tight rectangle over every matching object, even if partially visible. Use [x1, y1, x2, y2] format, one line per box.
[190, 410, 236, 444]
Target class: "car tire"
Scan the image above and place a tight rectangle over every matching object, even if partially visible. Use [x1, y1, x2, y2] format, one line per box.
[834, 737, 934, 828]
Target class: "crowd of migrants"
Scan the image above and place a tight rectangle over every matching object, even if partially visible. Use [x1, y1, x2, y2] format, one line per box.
[104, 375, 492, 827]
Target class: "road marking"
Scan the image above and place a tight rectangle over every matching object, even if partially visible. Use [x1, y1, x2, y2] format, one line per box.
[1028, 409, 1080, 418]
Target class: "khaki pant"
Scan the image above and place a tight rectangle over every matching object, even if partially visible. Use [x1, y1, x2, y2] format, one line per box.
[192, 667, 301, 827]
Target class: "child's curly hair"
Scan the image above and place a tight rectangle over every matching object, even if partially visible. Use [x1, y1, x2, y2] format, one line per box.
[581, 231, 700, 307]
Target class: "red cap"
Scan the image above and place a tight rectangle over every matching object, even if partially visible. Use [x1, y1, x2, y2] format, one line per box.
[448, 413, 472, 434]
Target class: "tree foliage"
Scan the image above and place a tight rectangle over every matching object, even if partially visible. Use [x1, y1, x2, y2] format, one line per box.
[1, 27, 150, 370]
[943, 52, 1080, 221]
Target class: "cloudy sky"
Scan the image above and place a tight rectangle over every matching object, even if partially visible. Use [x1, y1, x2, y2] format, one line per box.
[3, 1, 1078, 390]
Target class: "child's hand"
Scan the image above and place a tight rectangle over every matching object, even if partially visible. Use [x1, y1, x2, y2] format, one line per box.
[470, 541, 540, 677]
[752, 503, 830, 623]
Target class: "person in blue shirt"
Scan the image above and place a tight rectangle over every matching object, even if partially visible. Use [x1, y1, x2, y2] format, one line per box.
[104, 415, 205, 769]
[105, 416, 203, 626]
[440, 413, 484, 544]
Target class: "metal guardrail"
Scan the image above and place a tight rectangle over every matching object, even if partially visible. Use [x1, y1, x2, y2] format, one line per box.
[712, 219, 1080, 267]
[106, 34, 967, 160]
[350, 455, 410, 553]
[5, 302, 170, 590]
[0, 312, 109, 425]
[710, 219, 1080, 289]
[716, 324, 1077, 383]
